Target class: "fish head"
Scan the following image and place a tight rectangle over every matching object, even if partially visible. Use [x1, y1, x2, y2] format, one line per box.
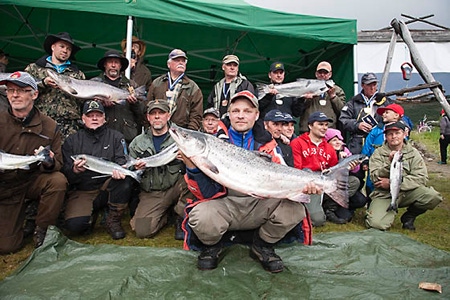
[46, 68, 71, 86]
[71, 154, 86, 162]
[169, 125, 208, 157]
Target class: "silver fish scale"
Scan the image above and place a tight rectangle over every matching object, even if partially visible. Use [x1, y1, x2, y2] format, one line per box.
[0, 152, 45, 170]
[47, 69, 136, 103]
[71, 154, 141, 181]
[171, 128, 341, 203]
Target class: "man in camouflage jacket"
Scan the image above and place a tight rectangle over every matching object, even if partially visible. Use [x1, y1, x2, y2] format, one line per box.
[25, 32, 85, 141]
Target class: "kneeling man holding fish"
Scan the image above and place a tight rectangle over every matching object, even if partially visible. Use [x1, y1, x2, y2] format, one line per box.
[62, 100, 136, 240]
[366, 121, 442, 230]
[177, 91, 321, 273]
[0, 71, 67, 253]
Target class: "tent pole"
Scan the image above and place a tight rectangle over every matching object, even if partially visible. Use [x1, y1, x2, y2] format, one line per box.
[125, 16, 133, 79]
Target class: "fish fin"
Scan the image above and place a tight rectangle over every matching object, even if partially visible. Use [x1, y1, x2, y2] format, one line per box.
[92, 95, 110, 102]
[67, 87, 78, 95]
[203, 158, 219, 174]
[324, 167, 349, 208]
[288, 193, 311, 203]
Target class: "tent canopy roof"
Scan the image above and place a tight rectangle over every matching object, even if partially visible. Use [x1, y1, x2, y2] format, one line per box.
[0, 0, 356, 93]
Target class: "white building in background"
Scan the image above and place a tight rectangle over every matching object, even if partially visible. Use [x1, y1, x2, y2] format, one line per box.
[357, 29, 450, 98]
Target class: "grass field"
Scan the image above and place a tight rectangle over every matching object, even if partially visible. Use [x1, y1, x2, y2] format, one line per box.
[1, 126, 449, 281]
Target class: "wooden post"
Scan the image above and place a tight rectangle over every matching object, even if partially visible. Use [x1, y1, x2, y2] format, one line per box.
[391, 19, 450, 116]
[380, 31, 397, 93]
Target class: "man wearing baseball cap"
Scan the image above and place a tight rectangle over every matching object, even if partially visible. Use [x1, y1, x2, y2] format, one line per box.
[201, 107, 221, 134]
[128, 99, 191, 240]
[361, 103, 408, 194]
[207, 54, 254, 119]
[339, 72, 394, 155]
[291, 111, 343, 226]
[298, 61, 346, 134]
[25, 32, 86, 141]
[263, 109, 293, 166]
[258, 61, 301, 122]
[179, 90, 319, 273]
[147, 49, 203, 131]
[62, 100, 137, 240]
[367, 121, 442, 231]
[0, 71, 67, 253]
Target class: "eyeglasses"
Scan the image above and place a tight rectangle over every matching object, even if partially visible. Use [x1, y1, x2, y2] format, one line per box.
[203, 118, 219, 123]
[6, 88, 33, 95]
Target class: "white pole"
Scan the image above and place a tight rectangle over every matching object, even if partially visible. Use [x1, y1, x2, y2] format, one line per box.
[353, 44, 359, 96]
[125, 16, 133, 79]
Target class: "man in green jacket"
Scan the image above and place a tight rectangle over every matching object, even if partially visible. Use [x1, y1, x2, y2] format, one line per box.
[366, 121, 442, 231]
[129, 99, 190, 239]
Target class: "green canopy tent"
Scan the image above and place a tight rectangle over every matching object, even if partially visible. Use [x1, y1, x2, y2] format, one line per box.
[0, 0, 357, 96]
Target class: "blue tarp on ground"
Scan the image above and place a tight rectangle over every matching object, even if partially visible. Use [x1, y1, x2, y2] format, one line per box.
[1, 227, 449, 299]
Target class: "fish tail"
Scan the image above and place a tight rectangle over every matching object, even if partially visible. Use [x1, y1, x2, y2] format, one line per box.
[324, 167, 349, 208]
[134, 85, 147, 101]
[132, 169, 144, 183]
[256, 83, 269, 100]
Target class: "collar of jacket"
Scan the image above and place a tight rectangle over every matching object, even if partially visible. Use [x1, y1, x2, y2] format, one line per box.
[35, 55, 80, 72]
[84, 123, 107, 137]
[8, 106, 37, 127]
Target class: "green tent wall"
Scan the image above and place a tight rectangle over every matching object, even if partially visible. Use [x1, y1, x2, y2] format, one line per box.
[0, 0, 357, 96]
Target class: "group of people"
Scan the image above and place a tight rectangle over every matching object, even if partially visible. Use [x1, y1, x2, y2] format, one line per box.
[0, 31, 443, 274]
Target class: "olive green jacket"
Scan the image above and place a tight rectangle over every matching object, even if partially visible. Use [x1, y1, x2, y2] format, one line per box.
[369, 141, 428, 193]
[129, 127, 183, 192]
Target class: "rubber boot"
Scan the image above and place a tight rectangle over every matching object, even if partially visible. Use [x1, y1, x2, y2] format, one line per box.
[400, 206, 426, 231]
[33, 226, 47, 248]
[323, 198, 347, 224]
[174, 216, 184, 241]
[106, 203, 127, 240]
[197, 242, 223, 270]
[250, 232, 284, 273]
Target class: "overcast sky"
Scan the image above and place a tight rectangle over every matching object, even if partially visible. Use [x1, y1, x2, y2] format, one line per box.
[248, 0, 450, 31]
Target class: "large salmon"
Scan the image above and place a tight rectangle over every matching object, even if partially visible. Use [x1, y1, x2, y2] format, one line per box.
[0, 147, 51, 170]
[256, 79, 335, 100]
[169, 125, 366, 208]
[387, 150, 403, 212]
[47, 69, 146, 103]
[71, 154, 143, 182]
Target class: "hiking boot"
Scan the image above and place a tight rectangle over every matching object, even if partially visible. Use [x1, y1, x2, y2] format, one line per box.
[23, 219, 36, 238]
[250, 234, 284, 273]
[325, 209, 347, 224]
[197, 243, 223, 270]
[106, 205, 126, 240]
[33, 226, 47, 248]
[437, 161, 447, 165]
[400, 206, 426, 231]
[174, 216, 184, 241]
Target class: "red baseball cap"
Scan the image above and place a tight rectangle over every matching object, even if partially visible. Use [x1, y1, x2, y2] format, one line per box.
[377, 104, 404, 117]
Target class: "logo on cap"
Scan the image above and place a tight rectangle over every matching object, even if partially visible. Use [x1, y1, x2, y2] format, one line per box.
[89, 101, 100, 110]
[10, 72, 21, 79]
